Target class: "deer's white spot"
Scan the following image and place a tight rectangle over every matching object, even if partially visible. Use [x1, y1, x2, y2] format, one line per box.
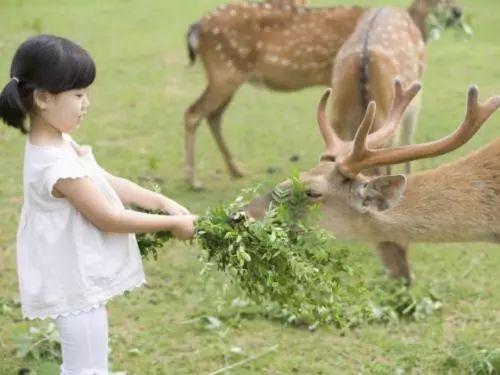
[269, 55, 279, 63]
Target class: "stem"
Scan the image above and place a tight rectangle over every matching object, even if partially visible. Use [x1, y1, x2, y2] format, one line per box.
[208, 345, 278, 375]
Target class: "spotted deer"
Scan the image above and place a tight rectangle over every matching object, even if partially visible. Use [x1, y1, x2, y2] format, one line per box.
[330, 0, 462, 175]
[185, 1, 366, 189]
[243, 81, 500, 282]
[267, 0, 307, 5]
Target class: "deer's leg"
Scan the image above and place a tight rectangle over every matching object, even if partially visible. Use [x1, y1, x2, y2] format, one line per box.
[207, 96, 244, 179]
[185, 88, 210, 190]
[184, 82, 239, 190]
[375, 241, 411, 283]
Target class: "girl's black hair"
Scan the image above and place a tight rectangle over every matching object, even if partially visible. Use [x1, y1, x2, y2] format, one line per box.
[0, 35, 96, 134]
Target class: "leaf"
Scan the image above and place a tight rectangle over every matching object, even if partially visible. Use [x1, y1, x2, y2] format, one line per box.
[203, 316, 222, 330]
[230, 346, 244, 355]
[128, 348, 141, 356]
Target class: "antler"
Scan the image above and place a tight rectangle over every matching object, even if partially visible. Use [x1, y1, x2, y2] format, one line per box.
[318, 79, 422, 162]
[317, 88, 353, 160]
[337, 86, 500, 178]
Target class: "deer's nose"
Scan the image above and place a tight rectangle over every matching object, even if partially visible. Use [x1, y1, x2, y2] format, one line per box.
[228, 211, 247, 226]
[452, 6, 462, 19]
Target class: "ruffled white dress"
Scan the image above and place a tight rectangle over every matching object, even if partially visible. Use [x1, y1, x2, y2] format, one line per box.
[16, 134, 146, 320]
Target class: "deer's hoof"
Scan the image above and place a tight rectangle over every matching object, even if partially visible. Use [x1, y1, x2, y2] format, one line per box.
[185, 178, 205, 192]
[230, 171, 244, 179]
[229, 166, 245, 179]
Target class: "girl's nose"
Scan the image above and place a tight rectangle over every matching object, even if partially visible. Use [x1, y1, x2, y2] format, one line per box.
[83, 94, 90, 109]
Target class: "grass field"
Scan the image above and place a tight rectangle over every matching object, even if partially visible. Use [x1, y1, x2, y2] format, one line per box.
[1, 0, 500, 373]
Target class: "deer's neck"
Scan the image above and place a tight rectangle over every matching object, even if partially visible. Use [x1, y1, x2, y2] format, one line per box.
[407, 2, 429, 41]
[365, 140, 500, 243]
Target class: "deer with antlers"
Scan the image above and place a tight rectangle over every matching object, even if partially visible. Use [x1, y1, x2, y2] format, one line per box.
[243, 81, 500, 281]
[184, 0, 462, 190]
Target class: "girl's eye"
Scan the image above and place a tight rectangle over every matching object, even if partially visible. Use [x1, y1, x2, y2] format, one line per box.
[76, 94, 84, 98]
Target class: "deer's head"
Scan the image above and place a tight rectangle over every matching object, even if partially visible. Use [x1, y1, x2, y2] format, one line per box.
[411, 0, 463, 26]
[244, 80, 500, 237]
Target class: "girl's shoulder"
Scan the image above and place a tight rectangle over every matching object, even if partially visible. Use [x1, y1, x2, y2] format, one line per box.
[24, 133, 90, 182]
[25, 133, 90, 162]
[24, 134, 92, 202]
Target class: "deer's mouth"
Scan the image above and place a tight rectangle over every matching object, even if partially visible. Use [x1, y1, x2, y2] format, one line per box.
[446, 6, 462, 26]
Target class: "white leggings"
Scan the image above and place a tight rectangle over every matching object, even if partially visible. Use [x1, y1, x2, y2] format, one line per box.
[55, 305, 109, 375]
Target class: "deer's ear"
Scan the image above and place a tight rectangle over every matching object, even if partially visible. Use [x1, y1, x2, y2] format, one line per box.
[356, 175, 407, 212]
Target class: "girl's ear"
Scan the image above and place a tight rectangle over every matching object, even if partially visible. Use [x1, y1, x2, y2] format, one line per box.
[33, 90, 51, 110]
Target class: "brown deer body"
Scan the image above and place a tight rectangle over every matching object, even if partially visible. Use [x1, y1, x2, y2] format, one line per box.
[330, 7, 425, 165]
[330, 0, 461, 171]
[244, 82, 500, 281]
[185, 1, 366, 189]
[318, 139, 500, 244]
[267, 0, 308, 5]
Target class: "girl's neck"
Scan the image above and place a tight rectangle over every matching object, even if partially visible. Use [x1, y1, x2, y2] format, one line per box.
[28, 113, 64, 147]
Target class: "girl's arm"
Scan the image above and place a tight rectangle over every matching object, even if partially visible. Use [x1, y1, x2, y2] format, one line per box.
[101, 169, 189, 215]
[53, 177, 195, 239]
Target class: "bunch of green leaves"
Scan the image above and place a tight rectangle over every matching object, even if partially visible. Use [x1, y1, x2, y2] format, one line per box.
[196, 178, 371, 328]
[135, 218, 173, 260]
[131, 184, 173, 260]
[367, 279, 442, 323]
[13, 322, 61, 362]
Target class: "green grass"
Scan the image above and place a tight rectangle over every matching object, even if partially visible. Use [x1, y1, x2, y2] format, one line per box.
[1, 0, 500, 373]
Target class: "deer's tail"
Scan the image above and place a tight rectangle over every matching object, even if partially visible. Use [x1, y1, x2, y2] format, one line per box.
[186, 23, 200, 65]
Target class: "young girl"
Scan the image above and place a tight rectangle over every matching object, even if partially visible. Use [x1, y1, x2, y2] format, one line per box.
[0, 34, 196, 374]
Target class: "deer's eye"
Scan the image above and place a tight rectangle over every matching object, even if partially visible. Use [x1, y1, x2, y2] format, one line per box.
[305, 189, 322, 199]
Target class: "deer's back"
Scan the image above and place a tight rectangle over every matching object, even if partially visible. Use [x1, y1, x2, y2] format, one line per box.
[330, 7, 426, 141]
[395, 138, 500, 243]
[194, 2, 365, 90]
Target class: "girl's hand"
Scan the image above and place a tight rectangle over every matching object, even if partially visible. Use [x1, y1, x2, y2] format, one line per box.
[171, 215, 197, 240]
[158, 197, 190, 216]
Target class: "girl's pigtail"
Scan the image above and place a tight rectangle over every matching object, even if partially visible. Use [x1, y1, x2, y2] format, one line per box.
[0, 78, 30, 134]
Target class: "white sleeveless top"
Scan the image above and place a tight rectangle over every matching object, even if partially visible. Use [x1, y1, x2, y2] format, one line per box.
[16, 134, 146, 320]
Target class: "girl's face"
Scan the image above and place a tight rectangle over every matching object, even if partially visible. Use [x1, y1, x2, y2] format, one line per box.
[39, 88, 90, 133]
